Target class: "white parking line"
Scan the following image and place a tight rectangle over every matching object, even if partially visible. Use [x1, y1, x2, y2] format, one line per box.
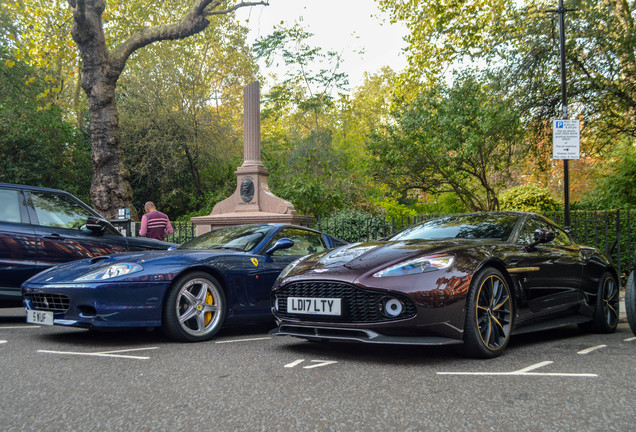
[303, 360, 338, 369]
[437, 361, 597, 377]
[215, 337, 271, 344]
[0, 326, 40, 329]
[625, 337, 636, 342]
[285, 359, 305, 368]
[38, 347, 158, 360]
[577, 345, 607, 355]
[0, 340, 7, 344]
[284, 359, 338, 369]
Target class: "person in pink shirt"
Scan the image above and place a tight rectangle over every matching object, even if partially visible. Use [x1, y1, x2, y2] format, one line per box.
[139, 201, 173, 241]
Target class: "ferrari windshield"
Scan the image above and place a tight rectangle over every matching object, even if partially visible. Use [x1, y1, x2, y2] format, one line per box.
[391, 214, 520, 242]
[179, 225, 274, 251]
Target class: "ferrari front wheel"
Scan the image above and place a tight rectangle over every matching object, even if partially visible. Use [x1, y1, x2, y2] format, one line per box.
[163, 272, 226, 342]
[463, 268, 513, 359]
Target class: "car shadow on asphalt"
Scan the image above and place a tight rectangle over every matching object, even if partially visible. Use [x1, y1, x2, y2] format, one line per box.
[271, 338, 461, 366]
[269, 324, 605, 366]
[35, 322, 279, 347]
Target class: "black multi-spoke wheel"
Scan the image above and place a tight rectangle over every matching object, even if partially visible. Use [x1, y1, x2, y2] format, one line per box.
[162, 272, 226, 342]
[463, 268, 513, 358]
[626, 270, 636, 335]
[583, 272, 619, 334]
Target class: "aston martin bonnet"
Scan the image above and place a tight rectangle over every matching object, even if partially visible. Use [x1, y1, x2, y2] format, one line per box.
[22, 224, 346, 342]
[270, 212, 619, 358]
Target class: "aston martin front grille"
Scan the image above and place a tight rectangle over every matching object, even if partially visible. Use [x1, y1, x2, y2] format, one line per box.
[275, 281, 416, 323]
[29, 294, 70, 312]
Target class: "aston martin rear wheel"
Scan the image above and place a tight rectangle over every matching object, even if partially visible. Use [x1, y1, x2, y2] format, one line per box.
[586, 272, 619, 334]
[162, 272, 226, 342]
[626, 271, 636, 335]
[463, 268, 513, 359]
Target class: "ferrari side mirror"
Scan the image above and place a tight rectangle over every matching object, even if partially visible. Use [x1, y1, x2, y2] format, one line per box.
[266, 238, 294, 255]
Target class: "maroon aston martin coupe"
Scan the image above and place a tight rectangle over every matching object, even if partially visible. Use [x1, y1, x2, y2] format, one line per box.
[270, 212, 619, 358]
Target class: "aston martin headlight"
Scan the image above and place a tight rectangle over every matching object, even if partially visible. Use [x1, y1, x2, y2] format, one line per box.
[75, 263, 143, 281]
[372, 254, 455, 278]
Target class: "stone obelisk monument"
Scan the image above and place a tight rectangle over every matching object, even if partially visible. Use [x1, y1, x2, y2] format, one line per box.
[191, 81, 306, 235]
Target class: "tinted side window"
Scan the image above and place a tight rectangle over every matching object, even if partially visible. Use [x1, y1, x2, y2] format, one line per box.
[551, 226, 571, 246]
[266, 228, 327, 256]
[518, 218, 571, 246]
[329, 237, 348, 248]
[0, 190, 22, 223]
[30, 192, 94, 229]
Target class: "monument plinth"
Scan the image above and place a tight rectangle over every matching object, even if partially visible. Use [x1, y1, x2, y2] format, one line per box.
[191, 81, 308, 235]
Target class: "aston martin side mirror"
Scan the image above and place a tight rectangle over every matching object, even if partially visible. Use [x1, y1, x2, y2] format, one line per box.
[524, 229, 556, 252]
[533, 229, 556, 243]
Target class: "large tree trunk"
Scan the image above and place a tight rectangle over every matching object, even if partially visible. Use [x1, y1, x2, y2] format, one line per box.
[87, 84, 132, 219]
[70, 0, 129, 219]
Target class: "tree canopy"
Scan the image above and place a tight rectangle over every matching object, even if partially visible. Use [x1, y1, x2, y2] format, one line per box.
[1, 0, 633, 222]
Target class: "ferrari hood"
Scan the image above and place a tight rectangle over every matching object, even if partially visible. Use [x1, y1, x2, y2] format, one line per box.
[23, 248, 245, 285]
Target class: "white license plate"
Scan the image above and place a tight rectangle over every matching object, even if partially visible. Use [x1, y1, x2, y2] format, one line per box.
[27, 310, 54, 325]
[287, 297, 341, 316]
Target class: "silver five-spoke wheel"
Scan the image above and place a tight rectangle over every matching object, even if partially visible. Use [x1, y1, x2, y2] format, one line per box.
[163, 272, 226, 342]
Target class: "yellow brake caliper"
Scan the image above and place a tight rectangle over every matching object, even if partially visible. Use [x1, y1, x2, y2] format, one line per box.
[205, 291, 214, 325]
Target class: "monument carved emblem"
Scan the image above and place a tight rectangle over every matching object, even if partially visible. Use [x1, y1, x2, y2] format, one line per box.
[240, 178, 255, 203]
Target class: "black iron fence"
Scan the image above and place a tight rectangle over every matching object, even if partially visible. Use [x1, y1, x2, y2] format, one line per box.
[310, 210, 635, 283]
[156, 210, 636, 282]
[165, 220, 197, 244]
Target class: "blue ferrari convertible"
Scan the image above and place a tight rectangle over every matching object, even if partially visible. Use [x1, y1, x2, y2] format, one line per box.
[22, 224, 346, 342]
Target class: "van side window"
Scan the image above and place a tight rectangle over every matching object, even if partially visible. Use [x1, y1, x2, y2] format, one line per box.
[0, 190, 22, 223]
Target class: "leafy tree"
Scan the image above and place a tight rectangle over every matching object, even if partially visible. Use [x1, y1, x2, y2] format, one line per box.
[5, 0, 83, 121]
[577, 140, 636, 209]
[380, 0, 636, 145]
[254, 22, 349, 131]
[117, 23, 257, 217]
[14, 0, 267, 220]
[256, 23, 367, 217]
[0, 50, 91, 200]
[368, 72, 524, 211]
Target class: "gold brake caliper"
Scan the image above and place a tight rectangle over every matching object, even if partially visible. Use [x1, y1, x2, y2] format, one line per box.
[204, 291, 214, 325]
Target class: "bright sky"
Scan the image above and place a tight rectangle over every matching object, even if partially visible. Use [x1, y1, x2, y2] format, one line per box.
[235, 0, 408, 91]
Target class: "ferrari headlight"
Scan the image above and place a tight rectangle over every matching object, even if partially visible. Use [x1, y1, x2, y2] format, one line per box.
[373, 255, 455, 278]
[75, 263, 143, 281]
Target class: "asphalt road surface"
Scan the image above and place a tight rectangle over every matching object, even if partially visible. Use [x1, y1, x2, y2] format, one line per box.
[1, 307, 635, 432]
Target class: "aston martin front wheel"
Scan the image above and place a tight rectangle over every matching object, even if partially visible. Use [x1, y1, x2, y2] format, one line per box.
[463, 268, 513, 359]
[162, 272, 226, 342]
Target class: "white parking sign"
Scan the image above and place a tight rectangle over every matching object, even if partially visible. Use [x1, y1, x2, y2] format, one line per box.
[553, 119, 580, 159]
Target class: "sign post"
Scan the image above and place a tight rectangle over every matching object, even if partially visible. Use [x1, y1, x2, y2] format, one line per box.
[547, 0, 576, 233]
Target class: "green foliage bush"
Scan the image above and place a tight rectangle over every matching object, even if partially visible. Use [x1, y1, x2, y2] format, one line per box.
[499, 185, 560, 213]
[0, 51, 92, 202]
[576, 142, 636, 210]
